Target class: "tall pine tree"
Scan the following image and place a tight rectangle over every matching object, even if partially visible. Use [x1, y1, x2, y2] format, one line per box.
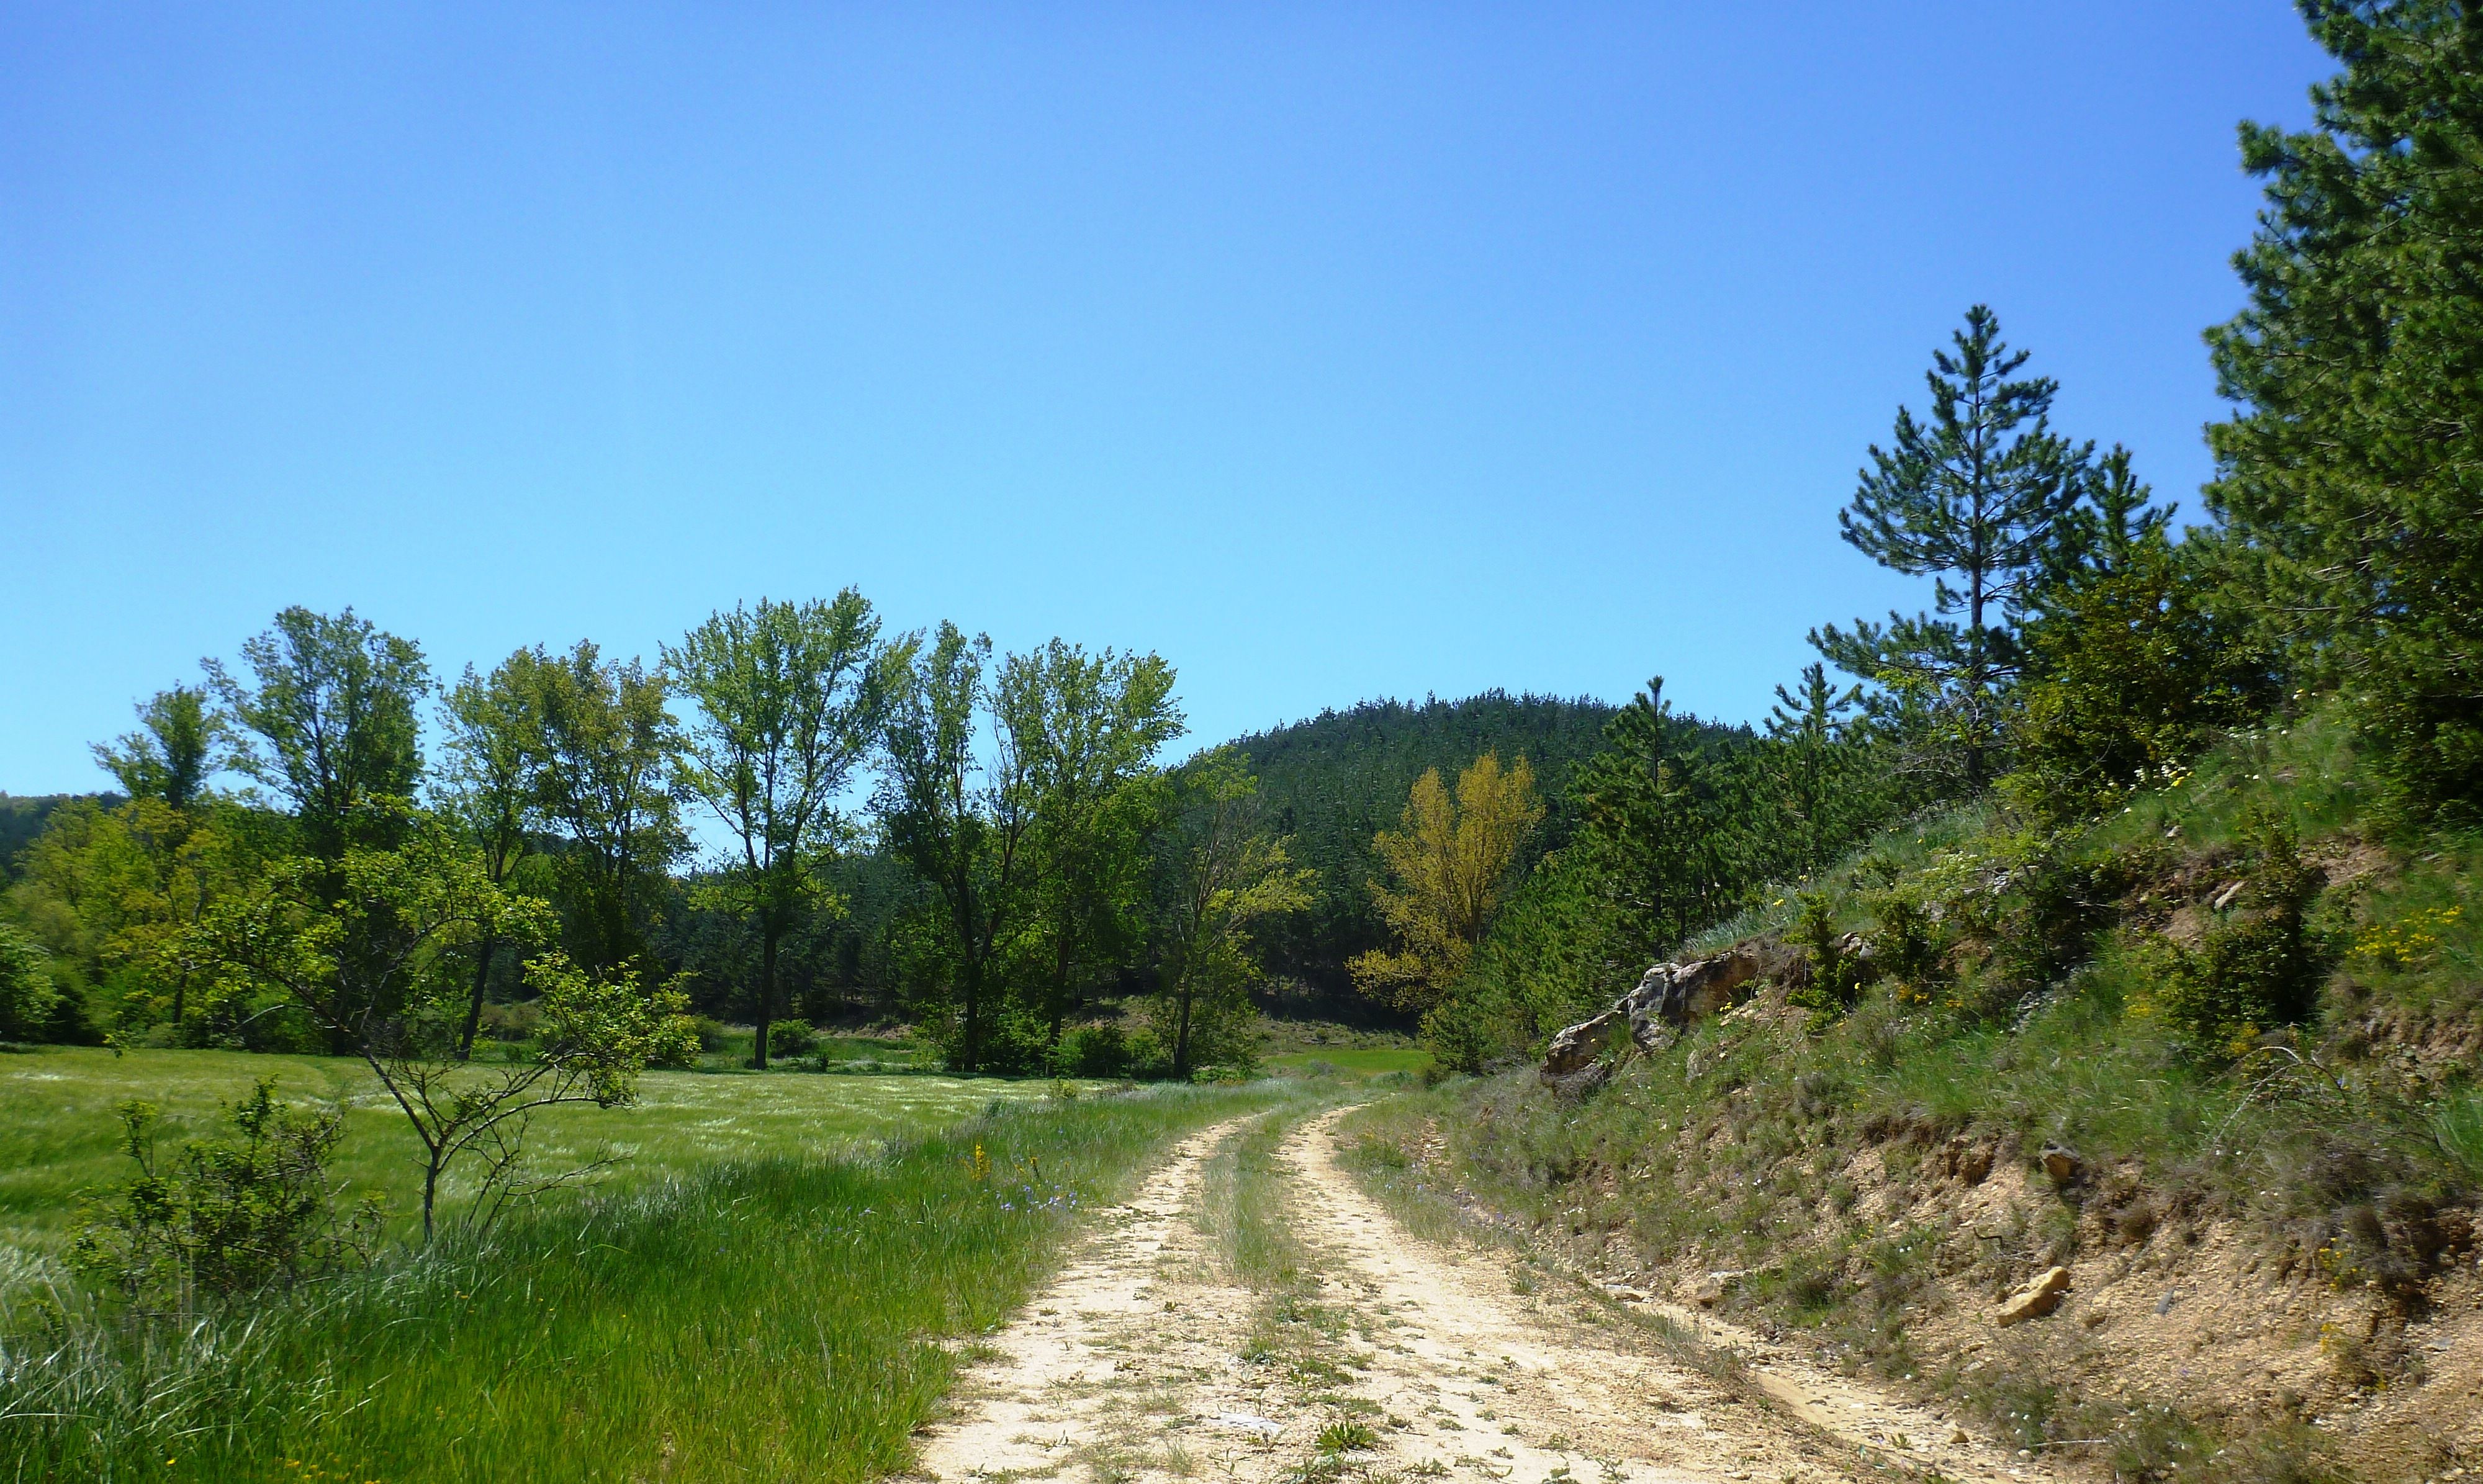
[2204, 0, 2483, 817]
[1812, 307, 2088, 788]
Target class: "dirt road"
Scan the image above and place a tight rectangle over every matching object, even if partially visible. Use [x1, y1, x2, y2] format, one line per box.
[910, 1107, 2062, 1483]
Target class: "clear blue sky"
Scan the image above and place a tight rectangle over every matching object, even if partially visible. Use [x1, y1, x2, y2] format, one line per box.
[2, 4, 2332, 794]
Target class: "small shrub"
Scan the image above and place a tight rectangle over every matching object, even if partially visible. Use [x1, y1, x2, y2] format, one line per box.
[1789, 895, 1870, 1025]
[68, 1079, 381, 1313]
[1052, 1022, 1130, 1078]
[765, 1019, 818, 1058]
[2156, 813, 2328, 1052]
[477, 1000, 543, 1043]
[1317, 1419, 1378, 1454]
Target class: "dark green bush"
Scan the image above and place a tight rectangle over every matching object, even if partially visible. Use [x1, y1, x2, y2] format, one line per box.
[1052, 1022, 1130, 1078]
[765, 1019, 818, 1058]
[2156, 815, 2327, 1053]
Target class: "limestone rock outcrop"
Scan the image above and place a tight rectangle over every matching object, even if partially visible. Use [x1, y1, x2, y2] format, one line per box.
[1538, 940, 1774, 1085]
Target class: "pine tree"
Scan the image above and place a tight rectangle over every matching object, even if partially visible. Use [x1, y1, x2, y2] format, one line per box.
[2204, 0, 2483, 817]
[1812, 307, 2088, 788]
[1764, 663, 1868, 875]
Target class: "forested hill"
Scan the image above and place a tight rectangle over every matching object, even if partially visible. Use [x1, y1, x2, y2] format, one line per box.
[1227, 691, 1620, 1005]
[0, 796, 109, 885]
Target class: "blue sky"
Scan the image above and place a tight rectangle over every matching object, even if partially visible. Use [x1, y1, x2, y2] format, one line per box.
[2, 4, 2332, 794]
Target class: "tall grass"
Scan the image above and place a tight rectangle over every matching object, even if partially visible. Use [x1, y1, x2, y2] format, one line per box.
[0, 1082, 1279, 1482]
[0, 1046, 1079, 1254]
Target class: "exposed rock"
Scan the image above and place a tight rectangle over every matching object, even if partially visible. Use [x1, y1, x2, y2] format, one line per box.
[1996, 1266, 2072, 1326]
[1691, 1269, 1744, 1306]
[1624, 943, 1767, 1047]
[2040, 1144, 2086, 1185]
[1537, 938, 1778, 1081]
[1539, 1010, 1623, 1084]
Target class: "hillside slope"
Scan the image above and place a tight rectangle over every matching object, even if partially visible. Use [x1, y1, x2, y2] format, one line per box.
[1233, 690, 1652, 1001]
[1356, 712, 2483, 1484]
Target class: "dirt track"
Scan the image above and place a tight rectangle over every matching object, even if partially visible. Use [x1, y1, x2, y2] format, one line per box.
[909, 1108, 2066, 1483]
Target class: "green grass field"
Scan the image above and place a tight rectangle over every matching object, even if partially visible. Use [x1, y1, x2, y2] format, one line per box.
[0, 1045, 1081, 1253]
[0, 1060, 1300, 1482]
[1261, 1045, 1431, 1079]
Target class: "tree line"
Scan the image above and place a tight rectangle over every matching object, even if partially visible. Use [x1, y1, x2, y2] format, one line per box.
[0, 599, 1307, 1081]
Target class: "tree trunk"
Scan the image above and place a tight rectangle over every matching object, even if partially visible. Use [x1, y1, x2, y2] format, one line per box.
[1172, 976, 1195, 1079]
[754, 912, 779, 1071]
[457, 933, 497, 1061]
[1046, 925, 1072, 1058]
[423, 1156, 441, 1243]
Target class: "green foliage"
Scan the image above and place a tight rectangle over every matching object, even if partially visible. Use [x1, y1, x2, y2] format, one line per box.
[1050, 1021, 1131, 1077]
[7, 794, 276, 1045]
[1146, 749, 1308, 1076]
[1232, 691, 1618, 993]
[1788, 894, 1867, 1023]
[666, 593, 898, 1067]
[91, 685, 230, 813]
[2204, 1, 2483, 819]
[207, 606, 428, 865]
[873, 623, 1029, 1073]
[1424, 846, 1640, 1072]
[1814, 307, 2091, 788]
[0, 922, 61, 1041]
[68, 1079, 380, 1311]
[2153, 812, 2328, 1054]
[180, 810, 696, 1236]
[0, 794, 102, 886]
[1573, 677, 1767, 953]
[2006, 529, 2276, 824]
[507, 640, 687, 974]
[764, 1019, 819, 1058]
[1001, 637, 1185, 1050]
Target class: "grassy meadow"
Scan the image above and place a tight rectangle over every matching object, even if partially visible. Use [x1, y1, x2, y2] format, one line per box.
[0, 1055, 1304, 1482]
[0, 1045, 1079, 1253]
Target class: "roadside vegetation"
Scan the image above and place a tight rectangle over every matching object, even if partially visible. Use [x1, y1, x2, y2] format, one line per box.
[0, 1080, 1281, 1480]
[1327, 11, 2483, 1483]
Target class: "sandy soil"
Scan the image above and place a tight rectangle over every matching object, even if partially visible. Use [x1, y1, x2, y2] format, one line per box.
[908, 1109, 2073, 1483]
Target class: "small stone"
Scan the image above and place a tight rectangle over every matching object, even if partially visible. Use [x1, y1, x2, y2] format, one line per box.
[1693, 1270, 1744, 1306]
[2040, 1145, 2084, 1185]
[1996, 1267, 2072, 1326]
[1949, 1428, 1972, 1445]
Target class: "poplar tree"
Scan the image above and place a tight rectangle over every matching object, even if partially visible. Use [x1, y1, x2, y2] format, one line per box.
[436, 653, 547, 1058]
[1812, 307, 2088, 787]
[665, 593, 896, 1069]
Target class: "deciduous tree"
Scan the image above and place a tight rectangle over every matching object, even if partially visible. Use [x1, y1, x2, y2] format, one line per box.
[1151, 749, 1309, 1077]
[873, 624, 1036, 1073]
[665, 593, 898, 1069]
[1348, 752, 1542, 1010]
[1000, 640, 1183, 1053]
[510, 642, 685, 974]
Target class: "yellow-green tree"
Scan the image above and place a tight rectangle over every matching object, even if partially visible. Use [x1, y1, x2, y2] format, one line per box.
[1348, 752, 1543, 1010]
